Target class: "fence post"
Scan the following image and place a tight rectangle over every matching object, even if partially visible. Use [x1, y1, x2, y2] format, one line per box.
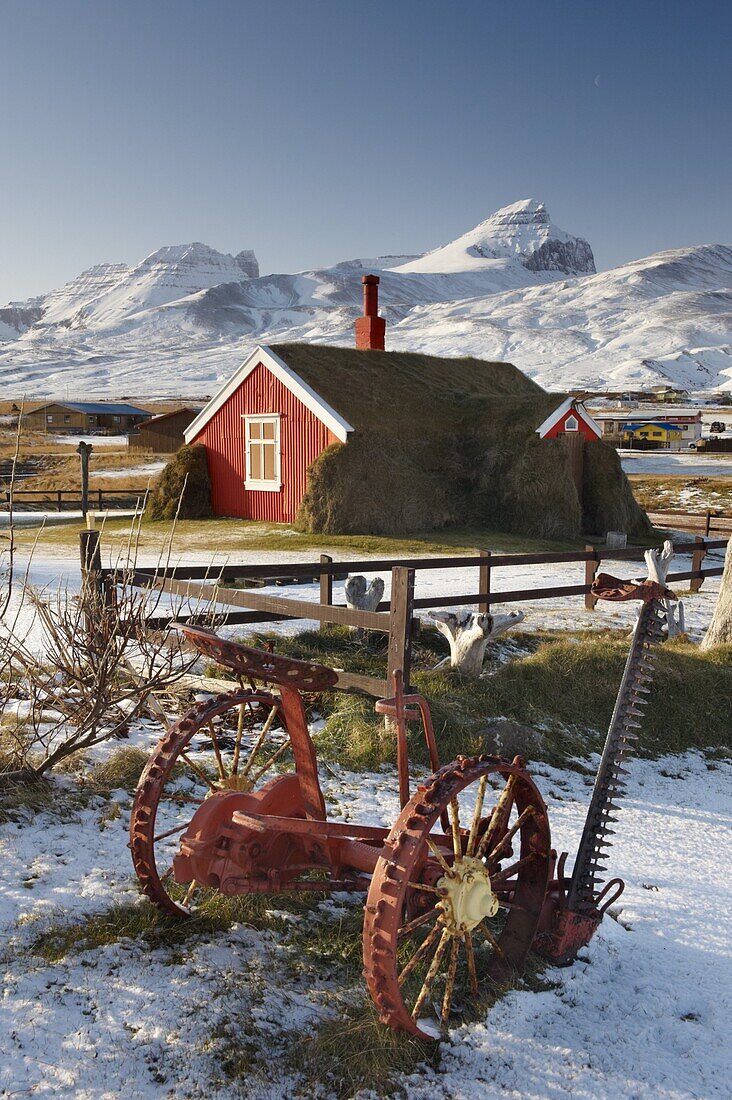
[704, 510, 712, 537]
[319, 553, 333, 631]
[690, 535, 706, 593]
[478, 550, 491, 613]
[584, 545, 600, 610]
[79, 527, 102, 589]
[387, 566, 414, 692]
[57, 490, 62, 513]
[98, 488, 103, 509]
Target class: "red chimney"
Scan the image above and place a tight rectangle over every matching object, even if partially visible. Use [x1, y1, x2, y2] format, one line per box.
[355, 274, 386, 350]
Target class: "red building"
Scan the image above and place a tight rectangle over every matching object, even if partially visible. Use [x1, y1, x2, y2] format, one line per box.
[184, 345, 353, 523]
[535, 397, 602, 441]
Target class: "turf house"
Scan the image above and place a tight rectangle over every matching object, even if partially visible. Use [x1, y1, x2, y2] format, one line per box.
[183, 276, 650, 540]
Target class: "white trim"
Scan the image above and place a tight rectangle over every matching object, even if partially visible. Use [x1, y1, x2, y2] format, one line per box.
[535, 397, 602, 439]
[243, 413, 282, 491]
[564, 414, 579, 432]
[184, 345, 354, 445]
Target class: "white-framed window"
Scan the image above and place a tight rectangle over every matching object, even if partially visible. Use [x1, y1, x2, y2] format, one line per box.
[244, 414, 281, 491]
[564, 414, 579, 432]
[46, 414, 53, 423]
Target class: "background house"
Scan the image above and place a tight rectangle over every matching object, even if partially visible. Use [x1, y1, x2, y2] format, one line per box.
[620, 421, 683, 448]
[592, 408, 702, 449]
[129, 407, 200, 453]
[25, 401, 152, 434]
[535, 397, 602, 441]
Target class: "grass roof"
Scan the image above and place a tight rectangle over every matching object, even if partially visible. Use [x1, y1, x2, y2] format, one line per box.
[269, 343, 545, 433]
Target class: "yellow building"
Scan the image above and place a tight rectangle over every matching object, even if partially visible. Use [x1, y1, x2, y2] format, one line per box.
[621, 422, 683, 448]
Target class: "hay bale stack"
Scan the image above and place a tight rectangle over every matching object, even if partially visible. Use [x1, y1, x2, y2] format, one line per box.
[283, 343, 650, 541]
[145, 443, 213, 520]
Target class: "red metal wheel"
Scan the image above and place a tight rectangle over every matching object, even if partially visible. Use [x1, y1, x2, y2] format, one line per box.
[363, 755, 551, 1040]
[130, 690, 288, 917]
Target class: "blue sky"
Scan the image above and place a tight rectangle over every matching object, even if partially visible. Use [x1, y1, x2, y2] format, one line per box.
[1, 0, 730, 302]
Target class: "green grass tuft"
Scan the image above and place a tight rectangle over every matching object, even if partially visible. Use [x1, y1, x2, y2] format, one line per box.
[242, 626, 732, 770]
[87, 746, 151, 793]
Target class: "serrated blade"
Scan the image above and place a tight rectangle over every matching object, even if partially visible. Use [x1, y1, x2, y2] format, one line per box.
[567, 598, 666, 913]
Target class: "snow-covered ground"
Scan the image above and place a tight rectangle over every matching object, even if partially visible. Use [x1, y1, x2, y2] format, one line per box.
[1, 748, 729, 1098]
[620, 450, 732, 477]
[2, 541, 724, 654]
[91, 461, 166, 480]
[0, 509, 142, 528]
[52, 434, 129, 448]
[0, 543, 729, 1097]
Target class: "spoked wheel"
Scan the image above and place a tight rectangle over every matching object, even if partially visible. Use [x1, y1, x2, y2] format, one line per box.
[363, 754, 551, 1040]
[130, 690, 288, 917]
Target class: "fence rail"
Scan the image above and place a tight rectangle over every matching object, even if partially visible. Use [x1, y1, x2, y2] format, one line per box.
[4, 488, 144, 513]
[87, 529, 728, 700]
[648, 509, 732, 536]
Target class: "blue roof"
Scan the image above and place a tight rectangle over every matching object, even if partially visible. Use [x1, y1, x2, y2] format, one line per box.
[623, 422, 682, 431]
[52, 402, 152, 416]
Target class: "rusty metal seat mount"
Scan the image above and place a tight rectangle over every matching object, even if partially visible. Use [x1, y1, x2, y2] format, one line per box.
[174, 624, 339, 691]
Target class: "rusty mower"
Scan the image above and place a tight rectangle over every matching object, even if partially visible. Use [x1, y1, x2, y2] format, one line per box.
[130, 573, 673, 1040]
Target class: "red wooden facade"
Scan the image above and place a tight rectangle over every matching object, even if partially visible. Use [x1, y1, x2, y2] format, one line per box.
[190, 361, 338, 522]
[541, 408, 600, 441]
[536, 399, 602, 442]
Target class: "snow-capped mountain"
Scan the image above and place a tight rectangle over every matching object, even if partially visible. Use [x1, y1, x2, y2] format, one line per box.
[1, 202, 730, 397]
[393, 199, 595, 276]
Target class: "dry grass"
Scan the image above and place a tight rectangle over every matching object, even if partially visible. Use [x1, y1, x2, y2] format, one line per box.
[0, 425, 132, 458]
[246, 625, 732, 769]
[9, 512, 583, 556]
[17, 452, 162, 493]
[629, 475, 732, 514]
[87, 746, 150, 793]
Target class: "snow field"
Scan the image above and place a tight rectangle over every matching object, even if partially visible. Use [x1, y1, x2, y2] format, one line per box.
[0, 544, 729, 1097]
[1, 749, 729, 1098]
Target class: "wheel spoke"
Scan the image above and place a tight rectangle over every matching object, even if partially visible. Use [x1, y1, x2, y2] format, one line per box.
[449, 798, 462, 859]
[411, 928, 451, 1020]
[207, 720, 227, 781]
[249, 737, 291, 784]
[398, 908, 439, 941]
[407, 881, 442, 895]
[486, 806, 534, 865]
[464, 930, 479, 998]
[491, 853, 538, 885]
[466, 775, 487, 857]
[179, 751, 217, 791]
[153, 821, 193, 843]
[239, 704, 280, 779]
[426, 837, 453, 876]
[441, 937, 460, 1027]
[182, 880, 198, 907]
[477, 921, 506, 960]
[398, 921, 443, 985]
[230, 701, 249, 775]
[475, 774, 518, 860]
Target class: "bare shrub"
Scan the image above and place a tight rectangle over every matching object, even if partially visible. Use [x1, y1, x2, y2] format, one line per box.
[0, 507, 218, 787]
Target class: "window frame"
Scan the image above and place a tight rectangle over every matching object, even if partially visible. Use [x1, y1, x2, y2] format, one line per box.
[243, 413, 282, 491]
[564, 414, 579, 432]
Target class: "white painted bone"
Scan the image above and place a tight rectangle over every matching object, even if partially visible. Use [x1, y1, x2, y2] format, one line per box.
[344, 575, 385, 632]
[645, 539, 674, 585]
[640, 539, 684, 638]
[430, 609, 525, 677]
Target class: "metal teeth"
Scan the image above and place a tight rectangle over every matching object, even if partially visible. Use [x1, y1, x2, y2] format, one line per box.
[567, 599, 666, 909]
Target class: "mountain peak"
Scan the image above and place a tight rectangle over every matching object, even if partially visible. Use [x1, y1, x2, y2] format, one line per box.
[393, 200, 595, 277]
[139, 243, 259, 279]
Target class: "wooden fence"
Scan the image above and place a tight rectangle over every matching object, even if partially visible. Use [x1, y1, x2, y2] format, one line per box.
[647, 509, 732, 537]
[85, 532, 728, 700]
[4, 488, 143, 512]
